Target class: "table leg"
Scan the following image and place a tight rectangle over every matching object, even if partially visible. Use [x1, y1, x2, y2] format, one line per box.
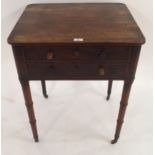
[111, 79, 133, 144]
[20, 79, 39, 142]
[106, 80, 113, 100]
[41, 80, 48, 98]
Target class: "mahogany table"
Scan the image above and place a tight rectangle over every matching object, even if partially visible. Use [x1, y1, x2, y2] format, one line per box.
[7, 3, 145, 144]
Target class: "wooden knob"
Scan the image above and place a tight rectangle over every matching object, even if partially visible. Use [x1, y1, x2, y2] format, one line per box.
[47, 51, 54, 60]
[99, 66, 105, 75]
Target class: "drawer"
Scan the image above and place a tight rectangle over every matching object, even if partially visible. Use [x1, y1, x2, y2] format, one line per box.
[26, 62, 129, 79]
[23, 46, 131, 62]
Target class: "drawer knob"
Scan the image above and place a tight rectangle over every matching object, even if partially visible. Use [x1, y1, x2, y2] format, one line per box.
[47, 51, 54, 60]
[99, 66, 105, 76]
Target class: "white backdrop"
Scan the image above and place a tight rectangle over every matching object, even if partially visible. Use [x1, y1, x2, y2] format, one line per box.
[2, 1, 153, 155]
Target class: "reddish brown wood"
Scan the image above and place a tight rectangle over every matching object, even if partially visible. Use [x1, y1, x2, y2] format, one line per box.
[26, 62, 129, 80]
[20, 79, 39, 142]
[7, 3, 145, 45]
[7, 3, 145, 143]
[41, 80, 48, 98]
[22, 46, 131, 62]
[106, 80, 113, 100]
[111, 79, 133, 144]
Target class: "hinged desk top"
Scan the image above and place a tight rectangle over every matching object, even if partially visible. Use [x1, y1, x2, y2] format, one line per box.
[8, 3, 145, 45]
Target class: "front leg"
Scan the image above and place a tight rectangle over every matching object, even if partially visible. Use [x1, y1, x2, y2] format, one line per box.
[20, 79, 39, 142]
[111, 79, 133, 144]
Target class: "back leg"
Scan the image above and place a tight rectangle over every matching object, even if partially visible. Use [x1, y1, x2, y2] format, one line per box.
[106, 80, 113, 100]
[41, 80, 48, 98]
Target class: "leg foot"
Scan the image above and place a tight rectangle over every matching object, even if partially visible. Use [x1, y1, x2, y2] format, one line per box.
[106, 95, 110, 100]
[35, 137, 39, 142]
[111, 139, 118, 144]
[44, 94, 48, 98]
[41, 80, 48, 98]
[111, 135, 119, 144]
[106, 80, 113, 100]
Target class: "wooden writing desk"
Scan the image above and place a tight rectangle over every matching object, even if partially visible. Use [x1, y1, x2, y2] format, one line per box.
[8, 3, 145, 144]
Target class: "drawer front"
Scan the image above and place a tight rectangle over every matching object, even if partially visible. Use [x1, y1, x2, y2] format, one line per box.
[26, 62, 129, 79]
[23, 46, 131, 62]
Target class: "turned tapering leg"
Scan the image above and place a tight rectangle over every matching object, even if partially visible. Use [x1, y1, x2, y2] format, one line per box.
[20, 79, 39, 142]
[111, 79, 133, 144]
[41, 80, 48, 98]
[106, 80, 113, 100]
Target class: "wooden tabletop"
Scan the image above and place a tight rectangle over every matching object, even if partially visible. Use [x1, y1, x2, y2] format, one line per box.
[8, 3, 145, 45]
